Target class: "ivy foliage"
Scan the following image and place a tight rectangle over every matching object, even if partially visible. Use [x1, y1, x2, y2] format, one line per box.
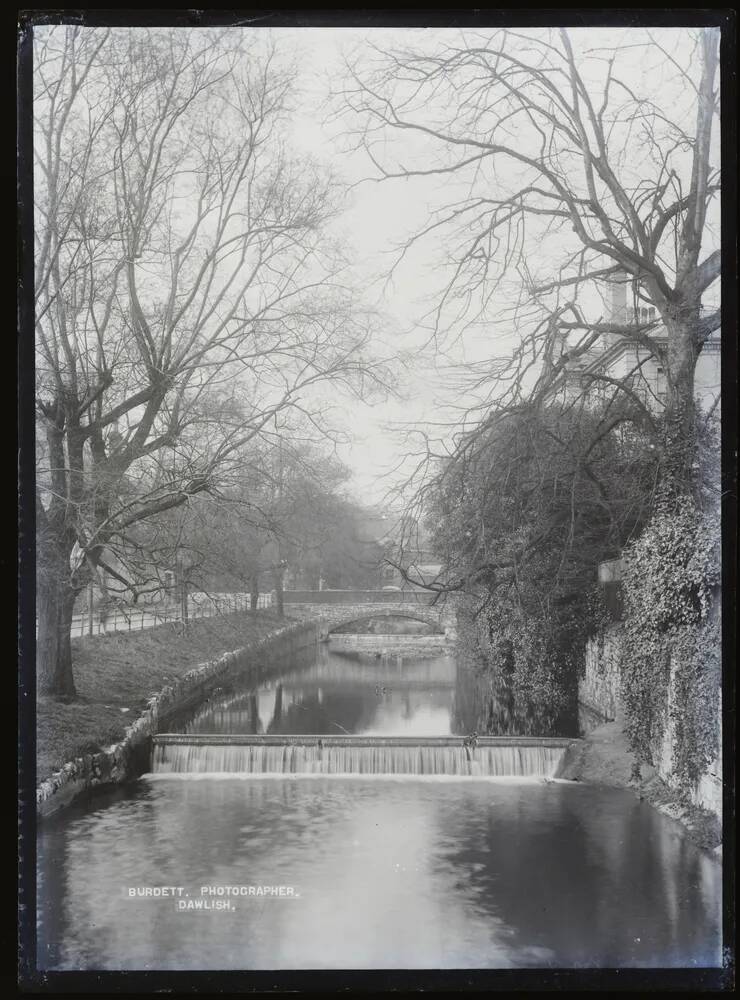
[453, 599, 575, 736]
[464, 595, 580, 734]
[426, 402, 659, 727]
[619, 494, 721, 795]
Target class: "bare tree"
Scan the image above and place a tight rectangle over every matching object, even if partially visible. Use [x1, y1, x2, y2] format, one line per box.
[141, 438, 383, 617]
[34, 26, 384, 696]
[342, 26, 720, 496]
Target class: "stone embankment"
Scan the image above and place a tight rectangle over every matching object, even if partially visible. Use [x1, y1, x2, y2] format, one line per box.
[564, 625, 722, 857]
[37, 620, 319, 819]
[557, 717, 722, 857]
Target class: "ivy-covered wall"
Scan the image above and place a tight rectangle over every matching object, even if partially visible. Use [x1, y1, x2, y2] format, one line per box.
[579, 492, 722, 820]
[580, 626, 622, 723]
[580, 625, 722, 818]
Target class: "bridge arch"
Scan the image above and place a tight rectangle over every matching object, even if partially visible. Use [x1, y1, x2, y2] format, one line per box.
[282, 598, 456, 640]
[327, 610, 445, 636]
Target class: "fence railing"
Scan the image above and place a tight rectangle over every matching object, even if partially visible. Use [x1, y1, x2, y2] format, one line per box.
[38, 592, 273, 640]
[40, 587, 444, 639]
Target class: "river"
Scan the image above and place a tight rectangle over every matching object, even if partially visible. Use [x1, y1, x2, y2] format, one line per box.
[37, 641, 722, 970]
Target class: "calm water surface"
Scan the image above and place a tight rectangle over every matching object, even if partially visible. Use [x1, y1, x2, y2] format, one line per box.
[38, 777, 721, 969]
[37, 642, 721, 970]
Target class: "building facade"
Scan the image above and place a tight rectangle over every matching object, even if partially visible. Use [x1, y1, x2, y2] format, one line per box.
[554, 275, 720, 415]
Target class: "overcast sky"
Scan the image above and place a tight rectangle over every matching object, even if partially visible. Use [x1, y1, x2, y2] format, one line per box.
[279, 28, 468, 507]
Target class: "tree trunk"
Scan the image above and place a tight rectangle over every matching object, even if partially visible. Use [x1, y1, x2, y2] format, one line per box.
[663, 313, 699, 498]
[273, 568, 284, 617]
[272, 684, 283, 727]
[37, 531, 79, 698]
[248, 692, 260, 733]
[250, 575, 259, 611]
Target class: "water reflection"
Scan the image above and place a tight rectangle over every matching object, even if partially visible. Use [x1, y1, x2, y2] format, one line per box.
[453, 650, 578, 737]
[38, 779, 721, 970]
[182, 644, 459, 737]
[180, 642, 579, 740]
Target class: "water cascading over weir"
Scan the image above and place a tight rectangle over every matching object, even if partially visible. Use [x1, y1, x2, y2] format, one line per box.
[151, 735, 576, 778]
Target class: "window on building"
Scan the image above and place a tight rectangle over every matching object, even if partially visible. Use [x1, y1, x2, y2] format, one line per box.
[656, 366, 666, 401]
[635, 306, 656, 324]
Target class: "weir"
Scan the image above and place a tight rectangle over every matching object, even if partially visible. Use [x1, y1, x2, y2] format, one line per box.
[327, 633, 445, 650]
[151, 734, 578, 778]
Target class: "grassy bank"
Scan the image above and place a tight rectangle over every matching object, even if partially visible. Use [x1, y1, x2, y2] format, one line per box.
[558, 717, 722, 856]
[37, 610, 307, 784]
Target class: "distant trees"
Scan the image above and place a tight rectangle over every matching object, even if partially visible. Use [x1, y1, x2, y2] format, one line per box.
[97, 438, 386, 619]
[177, 442, 386, 601]
[35, 26, 384, 696]
[285, 495, 386, 591]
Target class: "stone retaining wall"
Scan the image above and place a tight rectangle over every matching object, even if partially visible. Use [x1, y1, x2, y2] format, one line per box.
[37, 621, 319, 819]
[580, 627, 622, 723]
[580, 626, 722, 819]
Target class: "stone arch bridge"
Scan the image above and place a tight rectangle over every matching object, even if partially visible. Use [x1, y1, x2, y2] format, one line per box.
[282, 590, 457, 639]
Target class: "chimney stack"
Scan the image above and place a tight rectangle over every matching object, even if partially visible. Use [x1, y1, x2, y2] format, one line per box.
[603, 271, 633, 350]
[608, 272, 629, 326]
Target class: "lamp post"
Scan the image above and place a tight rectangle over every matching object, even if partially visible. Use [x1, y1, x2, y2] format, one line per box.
[273, 557, 288, 617]
[177, 552, 193, 623]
